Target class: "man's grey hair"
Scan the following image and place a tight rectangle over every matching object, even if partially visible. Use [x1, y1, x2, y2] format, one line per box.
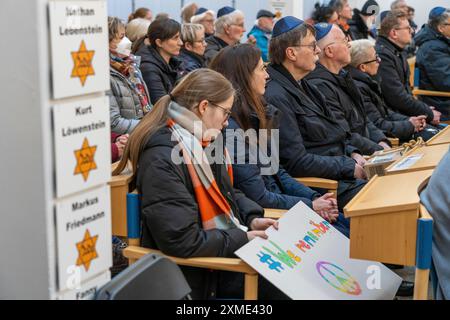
[349, 39, 375, 68]
[429, 9, 450, 32]
[215, 10, 244, 35]
[190, 10, 215, 24]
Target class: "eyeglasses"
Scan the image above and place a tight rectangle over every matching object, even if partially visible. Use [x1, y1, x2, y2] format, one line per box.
[193, 38, 207, 44]
[395, 26, 414, 32]
[359, 54, 381, 67]
[293, 41, 318, 51]
[210, 102, 232, 119]
[230, 23, 245, 28]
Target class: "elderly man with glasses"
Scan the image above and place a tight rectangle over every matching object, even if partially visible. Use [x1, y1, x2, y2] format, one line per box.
[306, 23, 390, 156]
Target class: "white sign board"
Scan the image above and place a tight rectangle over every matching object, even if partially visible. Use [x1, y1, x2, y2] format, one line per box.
[58, 271, 111, 300]
[49, 0, 109, 99]
[389, 154, 424, 172]
[53, 96, 111, 198]
[235, 202, 402, 300]
[56, 185, 112, 291]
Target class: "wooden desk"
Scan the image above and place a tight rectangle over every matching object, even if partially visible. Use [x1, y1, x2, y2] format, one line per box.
[344, 170, 433, 266]
[385, 144, 449, 175]
[426, 126, 450, 146]
[109, 162, 133, 237]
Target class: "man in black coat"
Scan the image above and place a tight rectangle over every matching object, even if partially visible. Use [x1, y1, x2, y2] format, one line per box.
[307, 23, 389, 156]
[375, 10, 441, 125]
[348, 38, 430, 141]
[264, 17, 367, 211]
[415, 7, 450, 120]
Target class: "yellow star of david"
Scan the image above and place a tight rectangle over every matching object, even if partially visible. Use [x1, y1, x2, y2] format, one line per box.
[76, 229, 99, 272]
[74, 137, 97, 181]
[71, 40, 95, 86]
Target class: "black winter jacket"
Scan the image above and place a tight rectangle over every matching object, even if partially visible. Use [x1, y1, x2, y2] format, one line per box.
[415, 25, 450, 118]
[205, 35, 229, 66]
[307, 63, 386, 155]
[178, 48, 207, 77]
[264, 64, 357, 180]
[135, 44, 181, 104]
[348, 66, 415, 141]
[137, 126, 264, 298]
[348, 10, 376, 40]
[375, 36, 434, 122]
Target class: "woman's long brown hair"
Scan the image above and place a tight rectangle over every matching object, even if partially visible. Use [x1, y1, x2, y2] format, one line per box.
[112, 68, 235, 180]
[209, 44, 269, 131]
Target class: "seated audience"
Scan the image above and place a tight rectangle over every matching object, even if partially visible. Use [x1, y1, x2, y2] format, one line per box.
[114, 69, 288, 300]
[415, 7, 450, 120]
[179, 23, 207, 76]
[211, 44, 350, 236]
[205, 7, 246, 65]
[349, 39, 428, 141]
[126, 18, 151, 43]
[348, 0, 379, 41]
[376, 10, 441, 125]
[108, 17, 151, 134]
[421, 147, 450, 300]
[247, 10, 276, 62]
[190, 7, 215, 37]
[264, 16, 367, 211]
[133, 18, 183, 104]
[307, 23, 389, 155]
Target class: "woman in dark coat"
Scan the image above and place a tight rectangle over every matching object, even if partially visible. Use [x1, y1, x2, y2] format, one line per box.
[210, 44, 350, 237]
[113, 69, 287, 300]
[133, 18, 183, 104]
[178, 23, 207, 76]
[348, 39, 427, 141]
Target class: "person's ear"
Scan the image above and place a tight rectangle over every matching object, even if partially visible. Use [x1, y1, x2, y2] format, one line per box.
[324, 45, 333, 59]
[359, 63, 367, 73]
[155, 38, 163, 48]
[285, 47, 297, 61]
[224, 24, 231, 35]
[185, 41, 194, 51]
[197, 100, 209, 116]
[437, 24, 445, 34]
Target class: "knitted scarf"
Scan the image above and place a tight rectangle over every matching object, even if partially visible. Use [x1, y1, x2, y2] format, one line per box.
[167, 102, 247, 232]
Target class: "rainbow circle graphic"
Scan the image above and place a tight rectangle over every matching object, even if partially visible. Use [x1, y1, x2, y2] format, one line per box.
[316, 261, 362, 296]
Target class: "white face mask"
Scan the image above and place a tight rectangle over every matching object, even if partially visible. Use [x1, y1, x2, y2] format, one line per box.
[116, 36, 132, 57]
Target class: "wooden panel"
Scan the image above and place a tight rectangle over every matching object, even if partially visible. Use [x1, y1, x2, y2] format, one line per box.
[123, 246, 257, 274]
[344, 170, 432, 218]
[426, 126, 450, 146]
[109, 162, 133, 237]
[385, 144, 449, 175]
[349, 209, 418, 266]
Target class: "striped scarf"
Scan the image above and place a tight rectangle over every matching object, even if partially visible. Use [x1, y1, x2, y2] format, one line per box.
[167, 102, 247, 232]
